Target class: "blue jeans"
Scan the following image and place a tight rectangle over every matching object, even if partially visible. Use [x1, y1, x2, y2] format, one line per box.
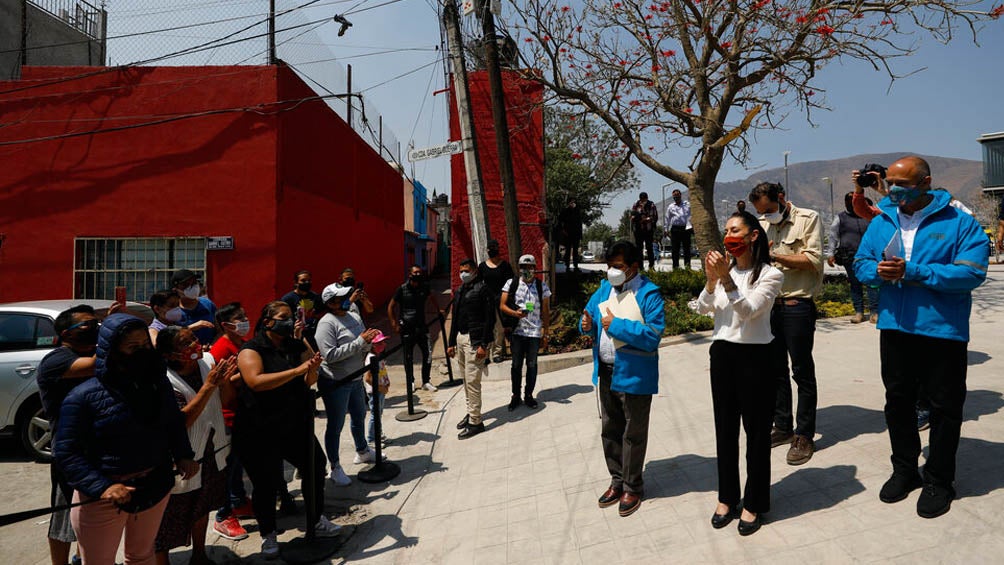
[318, 378, 369, 467]
[769, 299, 817, 438]
[510, 334, 540, 398]
[844, 264, 879, 314]
[367, 392, 385, 443]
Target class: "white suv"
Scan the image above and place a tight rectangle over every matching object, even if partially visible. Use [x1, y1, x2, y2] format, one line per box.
[0, 300, 152, 462]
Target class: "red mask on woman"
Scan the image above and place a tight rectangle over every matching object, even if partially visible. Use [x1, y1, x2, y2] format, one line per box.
[723, 235, 750, 257]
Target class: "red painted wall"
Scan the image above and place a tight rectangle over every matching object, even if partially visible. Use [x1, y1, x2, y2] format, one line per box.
[0, 65, 403, 319]
[448, 71, 546, 276]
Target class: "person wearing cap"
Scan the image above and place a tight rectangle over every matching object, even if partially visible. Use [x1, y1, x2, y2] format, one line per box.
[448, 259, 496, 439]
[499, 254, 552, 411]
[315, 283, 381, 486]
[477, 240, 515, 363]
[170, 269, 217, 345]
[363, 331, 391, 446]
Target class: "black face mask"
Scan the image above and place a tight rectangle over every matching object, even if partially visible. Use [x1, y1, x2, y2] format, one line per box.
[270, 318, 295, 337]
[115, 348, 163, 378]
[674, 197, 682, 204]
[342, 277, 356, 288]
[488, 248, 500, 258]
[297, 282, 312, 292]
[409, 274, 422, 283]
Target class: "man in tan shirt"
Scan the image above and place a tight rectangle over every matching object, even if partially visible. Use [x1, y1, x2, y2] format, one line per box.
[749, 182, 824, 465]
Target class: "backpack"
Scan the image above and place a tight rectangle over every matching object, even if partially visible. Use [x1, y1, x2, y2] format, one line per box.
[501, 276, 543, 329]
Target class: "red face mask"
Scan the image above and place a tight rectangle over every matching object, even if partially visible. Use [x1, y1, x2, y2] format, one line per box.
[723, 235, 750, 257]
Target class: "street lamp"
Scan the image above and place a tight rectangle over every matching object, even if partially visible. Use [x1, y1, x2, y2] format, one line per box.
[661, 182, 674, 247]
[822, 177, 834, 221]
[783, 150, 791, 199]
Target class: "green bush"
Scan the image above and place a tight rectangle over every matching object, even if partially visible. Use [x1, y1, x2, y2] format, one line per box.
[816, 301, 856, 319]
[644, 268, 707, 297]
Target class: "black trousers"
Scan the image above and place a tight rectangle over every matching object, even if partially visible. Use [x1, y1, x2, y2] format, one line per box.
[402, 328, 432, 385]
[770, 299, 817, 438]
[598, 363, 652, 495]
[235, 426, 326, 537]
[880, 330, 967, 486]
[670, 226, 692, 269]
[563, 239, 581, 268]
[710, 340, 774, 513]
[510, 334, 540, 397]
[633, 229, 656, 268]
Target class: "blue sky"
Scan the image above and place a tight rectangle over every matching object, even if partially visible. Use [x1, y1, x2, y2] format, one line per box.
[103, 1, 1004, 225]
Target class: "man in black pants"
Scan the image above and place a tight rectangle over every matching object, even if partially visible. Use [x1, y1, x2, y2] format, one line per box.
[388, 265, 439, 393]
[631, 192, 659, 270]
[664, 188, 692, 270]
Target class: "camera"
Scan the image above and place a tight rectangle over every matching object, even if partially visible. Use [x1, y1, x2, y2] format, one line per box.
[855, 163, 887, 188]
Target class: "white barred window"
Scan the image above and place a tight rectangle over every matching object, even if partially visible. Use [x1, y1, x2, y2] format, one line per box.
[74, 237, 206, 303]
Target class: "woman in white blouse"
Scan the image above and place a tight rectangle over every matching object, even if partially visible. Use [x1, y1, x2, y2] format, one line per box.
[696, 212, 783, 537]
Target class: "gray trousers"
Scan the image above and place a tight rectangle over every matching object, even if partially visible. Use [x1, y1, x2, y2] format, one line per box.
[598, 362, 653, 495]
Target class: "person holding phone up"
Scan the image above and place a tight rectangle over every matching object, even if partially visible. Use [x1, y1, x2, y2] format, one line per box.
[499, 254, 551, 412]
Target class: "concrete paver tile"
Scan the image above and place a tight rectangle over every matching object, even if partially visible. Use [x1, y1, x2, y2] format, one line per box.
[574, 519, 613, 549]
[506, 517, 540, 542]
[475, 524, 508, 549]
[506, 537, 543, 562]
[749, 539, 857, 565]
[472, 544, 508, 565]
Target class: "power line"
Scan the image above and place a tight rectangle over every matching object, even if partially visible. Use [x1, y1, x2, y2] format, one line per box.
[358, 56, 442, 93]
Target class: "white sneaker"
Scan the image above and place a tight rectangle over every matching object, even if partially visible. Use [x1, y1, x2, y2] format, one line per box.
[328, 465, 351, 486]
[261, 533, 279, 560]
[353, 447, 386, 464]
[422, 382, 438, 392]
[314, 515, 342, 538]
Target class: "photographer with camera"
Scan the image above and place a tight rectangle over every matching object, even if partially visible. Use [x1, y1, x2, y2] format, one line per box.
[828, 192, 879, 323]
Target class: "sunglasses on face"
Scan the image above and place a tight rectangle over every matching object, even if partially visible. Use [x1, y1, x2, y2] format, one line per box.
[66, 319, 100, 332]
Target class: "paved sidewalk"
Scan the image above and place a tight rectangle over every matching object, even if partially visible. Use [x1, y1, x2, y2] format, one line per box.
[191, 265, 1004, 564]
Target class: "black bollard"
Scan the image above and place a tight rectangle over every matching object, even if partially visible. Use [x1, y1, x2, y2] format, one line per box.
[280, 374, 342, 563]
[435, 309, 461, 388]
[395, 356, 428, 421]
[359, 357, 401, 483]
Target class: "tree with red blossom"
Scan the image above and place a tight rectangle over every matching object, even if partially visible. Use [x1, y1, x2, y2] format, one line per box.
[510, 0, 1001, 254]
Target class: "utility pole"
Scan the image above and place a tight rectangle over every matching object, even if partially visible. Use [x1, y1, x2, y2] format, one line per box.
[443, 0, 491, 263]
[479, 0, 522, 266]
[268, 0, 277, 65]
[783, 150, 791, 200]
[346, 64, 353, 130]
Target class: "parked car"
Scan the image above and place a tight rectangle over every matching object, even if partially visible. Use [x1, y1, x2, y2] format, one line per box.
[0, 300, 153, 462]
[581, 250, 596, 263]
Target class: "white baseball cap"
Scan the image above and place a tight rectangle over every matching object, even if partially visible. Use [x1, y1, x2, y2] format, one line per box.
[321, 283, 353, 303]
[518, 254, 536, 266]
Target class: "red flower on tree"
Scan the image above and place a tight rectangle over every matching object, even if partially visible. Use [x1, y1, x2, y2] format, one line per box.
[816, 25, 834, 35]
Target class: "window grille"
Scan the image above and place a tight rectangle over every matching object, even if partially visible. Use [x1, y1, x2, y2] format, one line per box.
[73, 237, 206, 303]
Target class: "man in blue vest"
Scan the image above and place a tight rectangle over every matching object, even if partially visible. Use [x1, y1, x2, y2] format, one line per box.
[854, 156, 988, 519]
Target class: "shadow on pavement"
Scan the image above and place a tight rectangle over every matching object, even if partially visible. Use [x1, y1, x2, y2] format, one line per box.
[173, 546, 243, 564]
[954, 437, 1004, 499]
[963, 389, 1004, 421]
[336, 513, 417, 562]
[814, 404, 886, 451]
[537, 383, 594, 404]
[643, 454, 718, 500]
[382, 430, 441, 448]
[968, 350, 991, 365]
[768, 465, 864, 522]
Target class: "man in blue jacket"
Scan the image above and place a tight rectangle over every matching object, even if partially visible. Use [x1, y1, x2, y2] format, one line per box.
[854, 156, 988, 519]
[580, 240, 665, 517]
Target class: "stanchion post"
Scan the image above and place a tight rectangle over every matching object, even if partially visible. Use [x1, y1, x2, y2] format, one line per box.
[435, 301, 461, 388]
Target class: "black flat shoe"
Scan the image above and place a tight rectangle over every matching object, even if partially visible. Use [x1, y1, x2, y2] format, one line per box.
[711, 504, 740, 529]
[738, 514, 762, 536]
[456, 414, 469, 430]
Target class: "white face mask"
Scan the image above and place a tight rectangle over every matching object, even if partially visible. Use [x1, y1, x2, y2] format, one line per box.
[164, 307, 184, 322]
[229, 320, 250, 337]
[183, 284, 201, 299]
[459, 271, 474, 284]
[761, 211, 784, 225]
[607, 267, 626, 287]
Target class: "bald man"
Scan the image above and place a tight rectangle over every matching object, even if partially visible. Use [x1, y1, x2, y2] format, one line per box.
[854, 156, 989, 519]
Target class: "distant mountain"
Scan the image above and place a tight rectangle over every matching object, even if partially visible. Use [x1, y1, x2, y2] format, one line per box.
[707, 153, 983, 217]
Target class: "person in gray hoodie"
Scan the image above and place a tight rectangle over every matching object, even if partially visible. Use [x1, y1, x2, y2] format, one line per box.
[315, 283, 381, 487]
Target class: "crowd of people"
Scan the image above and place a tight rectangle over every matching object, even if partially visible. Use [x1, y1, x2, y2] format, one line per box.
[33, 155, 990, 563]
[39, 265, 434, 563]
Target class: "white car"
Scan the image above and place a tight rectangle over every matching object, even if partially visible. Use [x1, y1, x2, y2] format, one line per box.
[0, 300, 152, 462]
[581, 250, 596, 263]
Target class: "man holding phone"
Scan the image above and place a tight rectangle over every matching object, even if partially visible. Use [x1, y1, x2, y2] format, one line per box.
[499, 255, 551, 411]
[854, 156, 988, 519]
[280, 270, 325, 347]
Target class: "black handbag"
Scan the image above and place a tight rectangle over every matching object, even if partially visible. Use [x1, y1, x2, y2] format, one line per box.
[116, 463, 175, 514]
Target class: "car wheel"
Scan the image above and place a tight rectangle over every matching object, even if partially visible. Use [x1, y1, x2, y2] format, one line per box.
[18, 398, 53, 463]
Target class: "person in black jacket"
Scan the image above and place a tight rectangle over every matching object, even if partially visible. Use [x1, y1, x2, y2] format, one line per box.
[558, 198, 584, 270]
[478, 240, 514, 362]
[54, 314, 198, 565]
[448, 258, 496, 439]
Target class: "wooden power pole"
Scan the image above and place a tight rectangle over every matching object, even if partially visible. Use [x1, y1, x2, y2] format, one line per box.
[443, 0, 491, 263]
[478, 2, 522, 266]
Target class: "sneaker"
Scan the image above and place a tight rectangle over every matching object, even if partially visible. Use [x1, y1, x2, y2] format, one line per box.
[213, 515, 249, 541]
[917, 483, 955, 518]
[232, 497, 255, 519]
[917, 409, 931, 431]
[850, 312, 865, 324]
[770, 427, 794, 448]
[328, 465, 352, 487]
[422, 382, 438, 392]
[869, 313, 878, 324]
[786, 435, 814, 466]
[314, 515, 343, 538]
[261, 533, 279, 560]
[353, 447, 386, 464]
[71, 555, 82, 565]
[879, 472, 923, 503]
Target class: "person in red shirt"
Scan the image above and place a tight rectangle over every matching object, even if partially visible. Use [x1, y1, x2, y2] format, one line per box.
[209, 303, 254, 540]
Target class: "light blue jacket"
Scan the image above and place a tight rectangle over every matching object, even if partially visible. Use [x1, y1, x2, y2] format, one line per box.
[579, 276, 665, 394]
[853, 189, 988, 342]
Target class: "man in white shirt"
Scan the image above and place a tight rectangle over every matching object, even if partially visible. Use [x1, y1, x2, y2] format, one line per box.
[499, 254, 551, 411]
[665, 189, 693, 270]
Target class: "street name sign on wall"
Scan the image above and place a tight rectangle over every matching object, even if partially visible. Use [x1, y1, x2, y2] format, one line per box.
[408, 141, 463, 162]
[206, 236, 234, 250]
